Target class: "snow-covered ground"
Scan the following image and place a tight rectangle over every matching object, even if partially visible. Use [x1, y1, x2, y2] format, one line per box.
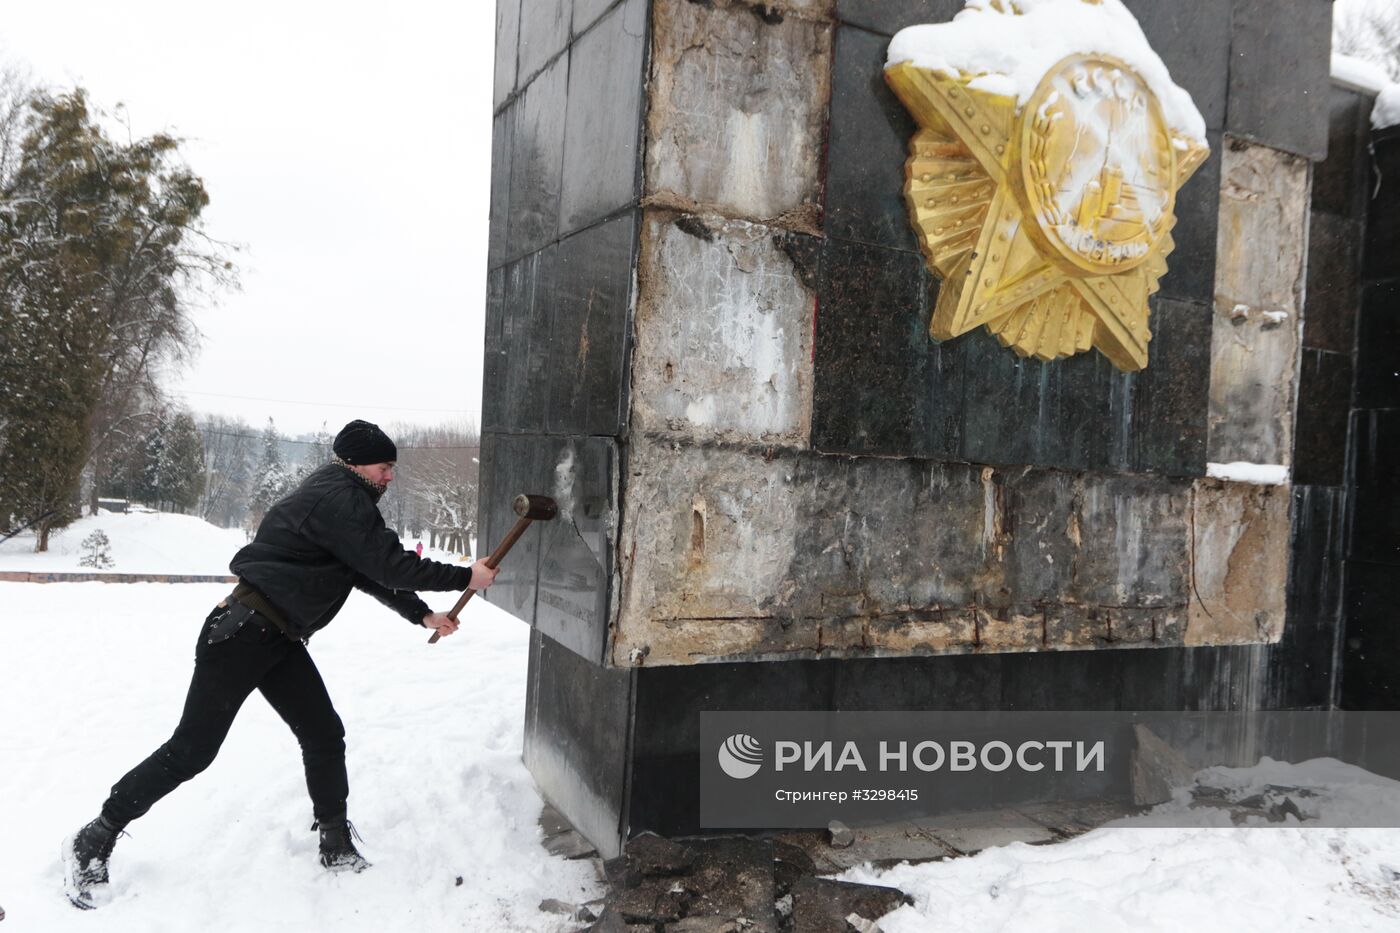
[0, 511, 248, 575]
[0, 580, 599, 931]
[844, 822, 1400, 931]
[0, 510, 470, 575]
[6, 513, 1400, 931]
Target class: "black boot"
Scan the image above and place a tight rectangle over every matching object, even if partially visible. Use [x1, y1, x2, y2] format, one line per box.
[62, 816, 125, 910]
[314, 818, 370, 873]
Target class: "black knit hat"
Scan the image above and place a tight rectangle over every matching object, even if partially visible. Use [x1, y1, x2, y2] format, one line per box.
[333, 420, 397, 465]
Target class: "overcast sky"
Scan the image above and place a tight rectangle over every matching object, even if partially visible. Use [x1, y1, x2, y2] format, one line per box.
[2, 0, 496, 438]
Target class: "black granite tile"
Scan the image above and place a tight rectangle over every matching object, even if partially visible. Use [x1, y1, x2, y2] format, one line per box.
[494, 0, 521, 109]
[963, 329, 1114, 473]
[1030, 350, 1122, 474]
[832, 654, 1006, 710]
[559, 0, 646, 237]
[573, 0, 620, 37]
[534, 436, 618, 663]
[548, 212, 637, 437]
[1351, 409, 1400, 489]
[517, 0, 571, 85]
[523, 628, 633, 847]
[634, 662, 835, 755]
[1312, 85, 1372, 221]
[1348, 487, 1400, 566]
[835, 0, 962, 35]
[811, 237, 933, 455]
[1155, 129, 1220, 305]
[1286, 485, 1348, 631]
[999, 650, 1125, 711]
[1111, 648, 1196, 710]
[1265, 618, 1338, 712]
[1304, 211, 1362, 355]
[479, 432, 551, 625]
[507, 53, 568, 261]
[624, 750, 701, 838]
[482, 266, 508, 433]
[1226, 0, 1331, 160]
[1341, 560, 1400, 709]
[824, 24, 919, 252]
[488, 108, 513, 271]
[916, 320, 965, 462]
[1355, 281, 1400, 410]
[501, 247, 558, 433]
[476, 432, 498, 569]
[1131, 297, 1211, 478]
[956, 328, 1051, 468]
[1293, 349, 1353, 487]
[1121, 0, 1231, 132]
[1364, 128, 1400, 281]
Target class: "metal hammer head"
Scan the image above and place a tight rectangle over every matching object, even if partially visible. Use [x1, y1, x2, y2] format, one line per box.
[513, 494, 559, 521]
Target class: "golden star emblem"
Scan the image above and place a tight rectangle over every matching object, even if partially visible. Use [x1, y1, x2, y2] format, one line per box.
[886, 55, 1209, 371]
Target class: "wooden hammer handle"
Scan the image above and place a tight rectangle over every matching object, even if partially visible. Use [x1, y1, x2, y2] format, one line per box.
[427, 515, 536, 644]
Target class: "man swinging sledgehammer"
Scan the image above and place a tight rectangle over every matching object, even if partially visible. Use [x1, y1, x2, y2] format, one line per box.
[62, 419, 497, 910]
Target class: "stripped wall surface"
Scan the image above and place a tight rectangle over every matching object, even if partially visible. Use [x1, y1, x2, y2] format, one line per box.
[480, 0, 1360, 854]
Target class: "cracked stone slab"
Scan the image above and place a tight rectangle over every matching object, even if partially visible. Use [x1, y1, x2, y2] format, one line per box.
[1015, 799, 1145, 837]
[911, 809, 1057, 855]
[773, 827, 953, 874]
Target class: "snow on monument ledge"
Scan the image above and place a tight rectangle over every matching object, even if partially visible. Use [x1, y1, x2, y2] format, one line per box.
[885, 0, 1207, 144]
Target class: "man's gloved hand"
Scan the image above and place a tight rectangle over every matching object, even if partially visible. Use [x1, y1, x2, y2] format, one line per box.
[469, 559, 498, 590]
[422, 612, 459, 637]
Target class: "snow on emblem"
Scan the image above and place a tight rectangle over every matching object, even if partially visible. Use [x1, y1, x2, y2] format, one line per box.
[883, 0, 1210, 372]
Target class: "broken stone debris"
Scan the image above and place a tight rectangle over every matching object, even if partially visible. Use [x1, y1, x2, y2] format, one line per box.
[790, 877, 911, 933]
[826, 820, 854, 848]
[584, 833, 912, 933]
[1130, 724, 1197, 806]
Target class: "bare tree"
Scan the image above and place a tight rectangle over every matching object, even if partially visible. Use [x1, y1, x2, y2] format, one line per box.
[197, 415, 257, 528]
[379, 422, 480, 553]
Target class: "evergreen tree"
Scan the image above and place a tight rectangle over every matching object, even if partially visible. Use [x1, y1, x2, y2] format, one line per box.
[138, 419, 168, 505]
[289, 424, 333, 485]
[155, 412, 205, 512]
[0, 87, 234, 549]
[248, 419, 290, 528]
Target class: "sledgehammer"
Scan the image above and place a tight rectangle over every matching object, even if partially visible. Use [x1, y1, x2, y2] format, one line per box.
[427, 493, 558, 644]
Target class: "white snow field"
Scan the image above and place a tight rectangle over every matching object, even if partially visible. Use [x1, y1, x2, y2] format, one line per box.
[845, 821, 1400, 932]
[0, 511, 249, 575]
[0, 510, 470, 575]
[0, 582, 601, 932]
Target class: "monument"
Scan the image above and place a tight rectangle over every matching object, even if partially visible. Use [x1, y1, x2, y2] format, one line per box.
[480, 0, 1393, 857]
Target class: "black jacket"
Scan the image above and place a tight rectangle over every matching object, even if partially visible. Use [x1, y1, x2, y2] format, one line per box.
[230, 463, 473, 639]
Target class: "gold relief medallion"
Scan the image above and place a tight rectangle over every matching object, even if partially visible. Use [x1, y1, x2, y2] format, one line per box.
[1022, 57, 1173, 275]
[885, 54, 1208, 371]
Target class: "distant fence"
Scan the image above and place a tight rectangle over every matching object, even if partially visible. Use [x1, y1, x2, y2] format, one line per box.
[0, 572, 236, 584]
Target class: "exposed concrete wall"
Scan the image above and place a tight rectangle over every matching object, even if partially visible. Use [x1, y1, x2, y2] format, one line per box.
[1186, 479, 1291, 646]
[611, 435, 1285, 667]
[613, 2, 1307, 669]
[644, 0, 832, 228]
[631, 212, 815, 445]
[1208, 139, 1310, 467]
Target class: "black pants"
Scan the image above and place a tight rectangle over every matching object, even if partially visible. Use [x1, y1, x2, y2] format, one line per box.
[101, 603, 348, 827]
